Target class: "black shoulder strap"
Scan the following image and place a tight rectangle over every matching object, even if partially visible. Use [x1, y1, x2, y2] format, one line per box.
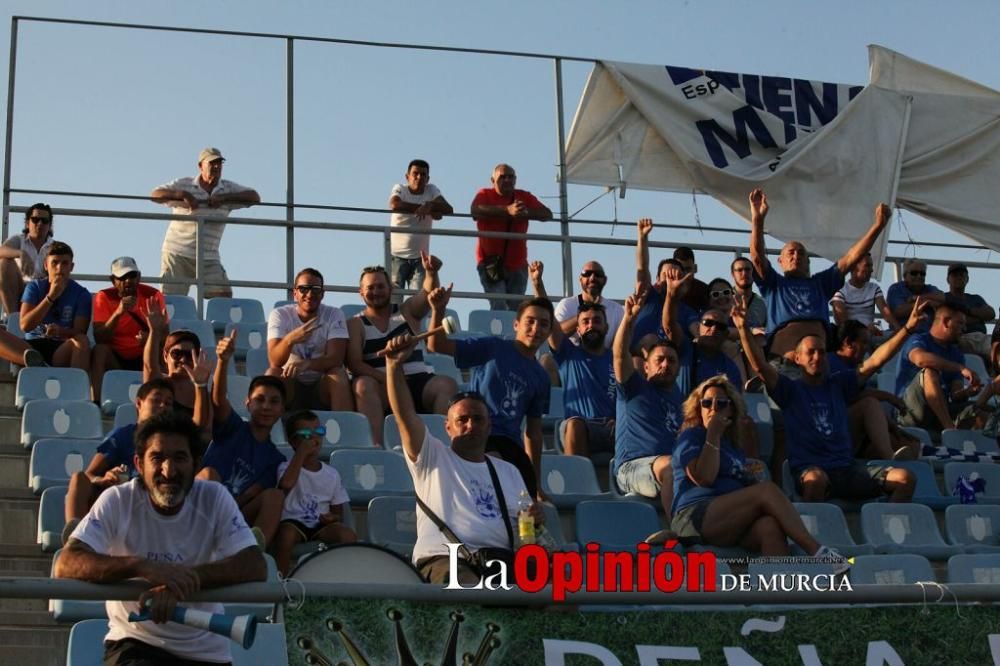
[414, 494, 476, 561]
[485, 457, 515, 549]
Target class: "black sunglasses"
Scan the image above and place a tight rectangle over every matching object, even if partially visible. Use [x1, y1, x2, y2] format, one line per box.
[700, 397, 732, 409]
[710, 289, 732, 299]
[28, 216, 50, 224]
[295, 285, 324, 295]
[909, 271, 926, 277]
[701, 318, 728, 331]
[580, 270, 606, 279]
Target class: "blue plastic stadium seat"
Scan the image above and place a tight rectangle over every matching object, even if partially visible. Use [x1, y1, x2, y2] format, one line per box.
[224, 321, 268, 358]
[964, 353, 990, 385]
[860, 503, 963, 559]
[232, 622, 290, 666]
[29, 438, 99, 495]
[340, 303, 364, 319]
[50, 548, 106, 622]
[575, 500, 661, 552]
[226, 554, 278, 620]
[540, 455, 611, 509]
[168, 318, 217, 351]
[99, 370, 143, 417]
[244, 347, 270, 379]
[748, 559, 842, 583]
[383, 414, 448, 451]
[367, 496, 418, 558]
[329, 449, 414, 506]
[424, 352, 463, 385]
[792, 502, 874, 557]
[467, 309, 516, 338]
[849, 553, 935, 584]
[273, 299, 293, 309]
[944, 504, 1000, 553]
[867, 459, 955, 510]
[163, 295, 199, 320]
[227, 375, 251, 419]
[947, 553, 1000, 584]
[312, 411, 374, 453]
[114, 403, 137, 428]
[742, 392, 774, 462]
[38, 485, 67, 552]
[941, 429, 999, 454]
[943, 462, 1000, 503]
[66, 618, 109, 666]
[6, 312, 24, 338]
[15, 367, 91, 410]
[206, 297, 266, 334]
[21, 399, 103, 449]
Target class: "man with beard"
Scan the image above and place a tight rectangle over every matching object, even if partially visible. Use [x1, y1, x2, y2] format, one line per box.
[613, 289, 684, 517]
[346, 256, 457, 447]
[887, 258, 945, 336]
[92, 257, 168, 401]
[427, 286, 552, 499]
[735, 296, 917, 503]
[552, 260, 624, 347]
[267, 267, 352, 411]
[382, 333, 542, 585]
[56, 411, 266, 665]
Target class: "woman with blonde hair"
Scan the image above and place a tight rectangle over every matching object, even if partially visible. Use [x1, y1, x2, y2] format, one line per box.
[670, 375, 847, 568]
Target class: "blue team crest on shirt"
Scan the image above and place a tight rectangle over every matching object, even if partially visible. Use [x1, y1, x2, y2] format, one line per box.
[470, 478, 500, 519]
[226, 460, 256, 496]
[302, 497, 320, 525]
[664, 402, 682, 434]
[813, 405, 834, 437]
[786, 285, 815, 314]
[499, 375, 527, 418]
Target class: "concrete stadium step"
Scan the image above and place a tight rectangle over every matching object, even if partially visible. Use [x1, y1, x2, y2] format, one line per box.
[0, 414, 21, 449]
[0, 451, 29, 489]
[0, 626, 70, 666]
[0, 498, 40, 546]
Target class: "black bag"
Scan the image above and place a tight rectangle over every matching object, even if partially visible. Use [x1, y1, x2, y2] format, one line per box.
[481, 254, 506, 283]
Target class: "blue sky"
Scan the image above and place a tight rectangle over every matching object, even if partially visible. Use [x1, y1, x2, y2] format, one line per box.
[2, 1, 999, 321]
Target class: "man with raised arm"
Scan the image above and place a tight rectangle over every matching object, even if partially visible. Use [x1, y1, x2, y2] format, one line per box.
[55, 411, 266, 665]
[612, 289, 684, 518]
[389, 159, 454, 290]
[346, 254, 456, 447]
[747, 189, 892, 364]
[886, 258, 945, 335]
[383, 333, 541, 585]
[151, 147, 261, 299]
[427, 284, 551, 499]
[735, 294, 918, 503]
[267, 267, 353, 412]
[471, 163, 552, 310]
[632, 218, 700, 352]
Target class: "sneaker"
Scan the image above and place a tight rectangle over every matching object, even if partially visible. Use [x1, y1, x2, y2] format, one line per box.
[251, 526, 266, 550]
[813, 545, 850, 575]
[644, 528, 679, 545]
[61, 518, 81, 546]
[23, 349, 46, 367]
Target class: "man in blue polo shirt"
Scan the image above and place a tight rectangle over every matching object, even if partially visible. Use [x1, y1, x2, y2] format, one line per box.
[199, 329, 286, 548]
[613, 289, 684, 517]
[631, 218, 699, 352]
[426, 286, 551, 499]
[747, 189, 892, 366]
[735, 295, 918, 503]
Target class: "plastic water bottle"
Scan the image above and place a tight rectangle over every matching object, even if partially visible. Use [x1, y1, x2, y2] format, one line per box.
[517, 490, 536, 546]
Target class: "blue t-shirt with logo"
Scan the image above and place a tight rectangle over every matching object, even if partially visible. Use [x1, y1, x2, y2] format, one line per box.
[895, 332, 964, 396]
[613, 373, 683, 474]
[553, 338, 615, 420]
[754, 264, 843, 342]
[454, 337, 550, 442]
[671, 426, 750, 514]
[676, 336, 743, 397]
[96, 423, 138, 477]
[202, 411, 285, 497]
[771, 371, 860, 472]
[630, 288, 699, 346]
[21, 278, 92, 340]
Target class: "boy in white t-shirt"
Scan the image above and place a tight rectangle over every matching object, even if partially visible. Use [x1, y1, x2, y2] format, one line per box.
[272, 409, 357, 575]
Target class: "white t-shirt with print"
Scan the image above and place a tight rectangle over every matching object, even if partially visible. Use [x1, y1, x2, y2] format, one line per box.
[71, 479, 258, 664]
[390, 183, 442, 259]
[267, 304, 349, 383]
[406, 431, 526, 564]
[554, 294, 625, 347]
[277, 461, 350, 527]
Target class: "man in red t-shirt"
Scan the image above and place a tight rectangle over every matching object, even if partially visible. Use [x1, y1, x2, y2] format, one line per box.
[92, 257, 167, 400]
[470, 163, 552, 310]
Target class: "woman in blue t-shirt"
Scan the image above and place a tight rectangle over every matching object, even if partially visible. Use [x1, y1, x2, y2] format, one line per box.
[670, 376, 846, 566]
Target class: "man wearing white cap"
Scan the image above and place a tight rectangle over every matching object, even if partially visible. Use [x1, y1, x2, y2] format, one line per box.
[92, 257, 168, 401]
[150, 147, 260, 299]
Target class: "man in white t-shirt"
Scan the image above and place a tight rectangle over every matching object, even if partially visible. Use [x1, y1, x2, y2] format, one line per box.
[0, 203, 54, 317]
[831, 252, 900, 339]
[382, 332, 544, 586]
[151, 147, 261, 299]
[55, 411, 266, 665]
[267, 267, 353, 411]
[389, 159, 454, 290]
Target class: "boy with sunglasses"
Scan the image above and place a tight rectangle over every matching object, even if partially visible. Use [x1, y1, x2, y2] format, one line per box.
[271, 410, 357, 575]
[267, 267, 352, 412]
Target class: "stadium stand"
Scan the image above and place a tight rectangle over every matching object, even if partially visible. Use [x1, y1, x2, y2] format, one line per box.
[28, 439, 99, 495]
[97, 370, 142, 417]
[849, 554, 935, 584]
[206, 297, 266, 335]
[163, 294, 199, 320]
[860, 503, 964, 559]
[21, 400, 103, 449]
[947, 553, 1000, 584]
[944, 504, 1000, 553]
[791, 502, 874, 557]
[15, 368, 91, 410]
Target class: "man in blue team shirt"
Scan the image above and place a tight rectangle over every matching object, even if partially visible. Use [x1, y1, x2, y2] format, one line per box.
[895, 302, 984, 434]
[613, 289, 684, 516]
[19, 241, 92, 370]
[427, 285, 551, 499]
[747, 189, 892, 366]
[199, 329, 287, 548]
[886, 258, 945, 335]
[736, 295, 918, 503]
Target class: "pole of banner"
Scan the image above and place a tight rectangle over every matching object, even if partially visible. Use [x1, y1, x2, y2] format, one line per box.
[553, 57, 573, 295]
[195, 217, 205, 316]
[2, 17, 19, 240]
[285, 37, 295, 292]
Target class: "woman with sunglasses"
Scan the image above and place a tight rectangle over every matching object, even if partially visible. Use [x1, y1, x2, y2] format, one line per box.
[671, 375, 847, 568]
[0, 203, 55, 319]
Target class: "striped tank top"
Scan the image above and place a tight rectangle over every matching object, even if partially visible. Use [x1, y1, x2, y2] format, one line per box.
[358, 304, 432, 375]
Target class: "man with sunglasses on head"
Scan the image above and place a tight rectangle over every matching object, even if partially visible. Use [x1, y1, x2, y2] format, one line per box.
[552, 261, 624, 347]
[886, 259, 945, 337]
[20, 241, 91, 370]
[92, 257, 167, 401]
[0, 203, 54, 319]
[267, 268, 352, 412]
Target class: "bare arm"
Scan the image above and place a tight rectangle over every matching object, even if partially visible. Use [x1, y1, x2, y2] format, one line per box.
[747, 189, 770, 280]
[529, 260, 547, 299]
[384, 335, 426, 462]
[733, 296, 778, 392]
[875, 294, 901, 330]
[192, 545, 266, 588]
[425, 285, 456, 356]
[150, 187, 197, 208]
[661, 270, 692, 346]
[142, 297, 167, 381]
[831, 298, 848, 326]
[857, 297, 928, 379]
[401, 252, 440, 321]
[212, 330, 237, 425]
[836, 204, 891, 274]
[686, 415, 730, 487]
[635, 218, 653, 289]
[613, 291, 645, 384]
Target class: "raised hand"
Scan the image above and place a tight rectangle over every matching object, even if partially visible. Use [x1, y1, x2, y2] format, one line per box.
[637, 217, 653, 239]
[216, 327, 237, 362]
[420, 250, 442, 274]
[730, 294, 749, 330]
[145, 297, 168, 333]
[665, 268, 693, 297]
[286, 317, 320, 346]
[705, 410, 732, 443]
[383, 333, 418, 365]
[184, 349, 216, 386]
[905, 295, 930, 332]
[428, 283, 453, 311]
[623, 289, 648, 320]
[749, 189, 769, 220]
[528, 260, 544, 284]
[875, 203, 892, 227]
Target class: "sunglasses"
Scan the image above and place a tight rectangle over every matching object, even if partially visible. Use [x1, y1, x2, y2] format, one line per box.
[908, 271, 926, 277]
[295, 284, 324, 295]
[710, 289, 732, 299]
[701, 319, 728, 331]
[580, 270, 606, 279]
[168, 348, 193, 362]
[700, 397, 732, 410]
[28, 216, 51, 224]
[114, 271, 140, 281]
[292, 426, 327, 440]
[732, 266, 751, 273]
